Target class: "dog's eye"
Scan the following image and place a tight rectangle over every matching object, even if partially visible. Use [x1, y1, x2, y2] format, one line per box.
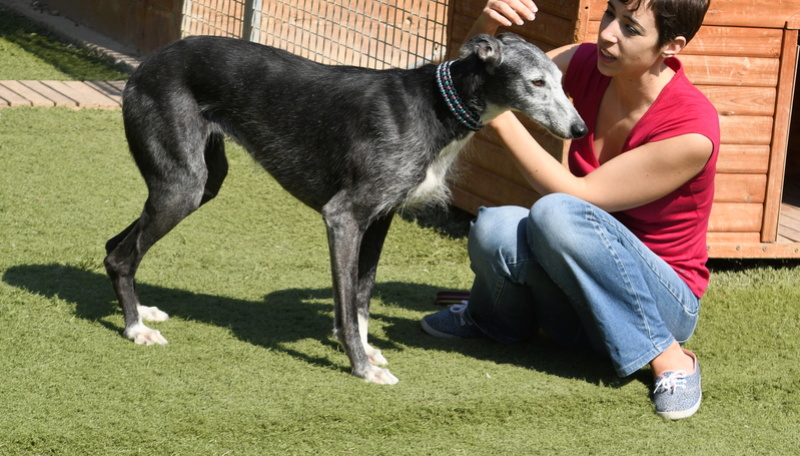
[532, 79, 545, 87]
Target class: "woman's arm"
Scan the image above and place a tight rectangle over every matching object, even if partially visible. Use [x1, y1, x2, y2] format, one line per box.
[489, 111, 714, 213]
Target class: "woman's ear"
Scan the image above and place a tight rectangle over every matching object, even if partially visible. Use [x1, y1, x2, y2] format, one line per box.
[661, 36, 687, 59]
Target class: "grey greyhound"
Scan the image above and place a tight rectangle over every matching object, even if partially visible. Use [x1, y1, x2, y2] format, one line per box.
[103, 33, 587, 384]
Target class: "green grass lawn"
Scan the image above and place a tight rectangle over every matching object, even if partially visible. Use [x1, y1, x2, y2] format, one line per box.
[0, 5, 128, 80]
[1, 107, 799, 456]
[1, 8, 800, 455]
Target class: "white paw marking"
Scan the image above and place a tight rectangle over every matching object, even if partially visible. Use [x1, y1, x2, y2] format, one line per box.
[365, 345, 389, 366]
[137, 304, 169, 322]
[124, 321, 168, 345]
[358, 314, 388, 366]
[363, 365, 399, 385]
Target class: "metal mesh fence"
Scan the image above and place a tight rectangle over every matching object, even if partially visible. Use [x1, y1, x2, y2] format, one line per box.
[181, 0, 449, 69]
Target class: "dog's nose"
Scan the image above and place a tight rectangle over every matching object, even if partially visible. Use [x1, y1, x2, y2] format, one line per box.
[571, 122, 588, 139]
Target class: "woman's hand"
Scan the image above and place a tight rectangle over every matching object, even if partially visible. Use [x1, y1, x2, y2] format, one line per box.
[470, 0, 539, 37]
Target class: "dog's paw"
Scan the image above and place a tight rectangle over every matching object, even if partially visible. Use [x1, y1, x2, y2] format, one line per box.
[124, 322, 169, 346]
[137, 304, 169, 322]
[366, 346, 389, 366]
[363, 366, 399, 385]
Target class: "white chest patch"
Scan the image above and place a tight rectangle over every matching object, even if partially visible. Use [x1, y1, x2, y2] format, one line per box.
[402, 136, 472, 208]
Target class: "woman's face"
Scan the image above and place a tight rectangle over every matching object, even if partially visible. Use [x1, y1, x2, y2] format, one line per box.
[596, 0, 665, 78]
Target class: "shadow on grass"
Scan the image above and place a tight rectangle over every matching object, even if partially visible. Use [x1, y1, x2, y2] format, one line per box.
[3, 263, 633, 387]
[398, 204, 473, 239]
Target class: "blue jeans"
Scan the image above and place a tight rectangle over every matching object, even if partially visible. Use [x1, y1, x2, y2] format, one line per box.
[466, 194, 700, 377]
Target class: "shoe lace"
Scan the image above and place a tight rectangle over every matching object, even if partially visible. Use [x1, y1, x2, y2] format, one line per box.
[449, 302, 471, 327]
[654, 370, 688, 394]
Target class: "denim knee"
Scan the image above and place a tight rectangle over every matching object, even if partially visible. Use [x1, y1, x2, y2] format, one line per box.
[527, 194, 588, 256]
[468, 206, 531, 280]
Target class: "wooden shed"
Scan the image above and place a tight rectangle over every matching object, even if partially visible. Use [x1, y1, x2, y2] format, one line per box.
[445, 0, 800, 258]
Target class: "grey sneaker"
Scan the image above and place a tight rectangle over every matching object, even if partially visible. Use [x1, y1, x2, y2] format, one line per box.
[421, 302, 485, 339]
[653, 349, 702, 420]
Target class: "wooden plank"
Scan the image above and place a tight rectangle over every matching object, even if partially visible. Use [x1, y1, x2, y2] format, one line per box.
[685, 26, 784, 58]
[778, 222, 800, 243]
[0, 83, 31, 107]
[0, 81, 55, 107]
[449, 184, 491, 215]
[778, 184, 800, 242]
[719, 115, 773, 145]
[84, 81, 123, 107]
[458, 140, 528, 188]
[698, 85, 775, 117]
[716, 144, 771, 174]
[781, 201, 800, 223]
[762, 30, 798, 242]
[707, 232, 761, 244]
[714, 173, 767, 203]
[707, 242, 800, 258]
[708, 202, 763, 232]
[681, 54, 779, 87]
[39, 81, 121, 109]
[703, 1, 800, 29]
[452, 160, 542, 208]
[18, 80, 78, 108]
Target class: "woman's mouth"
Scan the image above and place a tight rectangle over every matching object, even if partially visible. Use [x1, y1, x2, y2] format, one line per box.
[598, 47, 616, 64]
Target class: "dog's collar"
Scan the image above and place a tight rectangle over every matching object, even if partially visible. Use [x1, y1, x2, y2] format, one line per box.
[436, 60, 483, 131]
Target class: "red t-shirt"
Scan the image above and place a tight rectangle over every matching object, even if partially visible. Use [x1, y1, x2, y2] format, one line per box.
[563, 43, 720, 297]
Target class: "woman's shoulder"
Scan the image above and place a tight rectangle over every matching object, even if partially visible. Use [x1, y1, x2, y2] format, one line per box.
[548, 42, 594, 75]
[560, 43, 607, 103]
[546, 43, 586, 74]
[639, 65, 720, 147]
[657, 62, 719, 130]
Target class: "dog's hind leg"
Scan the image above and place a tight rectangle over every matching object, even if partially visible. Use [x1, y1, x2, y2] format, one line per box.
[323, 195, 398, 385]
[104, 129, 228, 345]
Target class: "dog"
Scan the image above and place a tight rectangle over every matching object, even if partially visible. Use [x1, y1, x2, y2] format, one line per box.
[103, 33, 587, 384]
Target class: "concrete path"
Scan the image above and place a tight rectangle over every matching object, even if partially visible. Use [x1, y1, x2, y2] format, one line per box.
[0, 80, 125, 109]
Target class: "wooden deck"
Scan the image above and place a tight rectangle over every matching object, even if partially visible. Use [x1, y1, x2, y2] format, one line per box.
[0, 80, 124, 109]
[779, 176, 800, 243]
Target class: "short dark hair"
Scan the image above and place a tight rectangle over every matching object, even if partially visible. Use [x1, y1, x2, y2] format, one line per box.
[626, 0, 710, 47]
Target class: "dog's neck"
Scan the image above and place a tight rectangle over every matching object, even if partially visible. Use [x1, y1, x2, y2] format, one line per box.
[435, 60, 483, 131]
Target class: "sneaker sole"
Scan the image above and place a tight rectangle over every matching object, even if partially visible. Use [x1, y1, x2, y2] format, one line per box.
[656, 393, 702, 420]
[420, 319, 463, 339]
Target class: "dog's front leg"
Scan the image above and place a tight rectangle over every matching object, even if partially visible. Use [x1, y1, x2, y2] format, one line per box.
[356, 214, 394, 367]
[322, 199, 398, 385]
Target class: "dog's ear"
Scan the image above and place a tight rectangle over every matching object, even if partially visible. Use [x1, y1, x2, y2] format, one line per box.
[459, 34, 503, 72]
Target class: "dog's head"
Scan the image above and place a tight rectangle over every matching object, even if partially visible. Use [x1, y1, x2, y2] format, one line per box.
[458, 33, 587, 140]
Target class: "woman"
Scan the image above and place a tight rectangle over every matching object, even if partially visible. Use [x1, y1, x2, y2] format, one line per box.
[421, 0, 718, 420]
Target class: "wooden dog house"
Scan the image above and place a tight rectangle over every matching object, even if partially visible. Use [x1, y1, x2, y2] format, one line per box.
[445, 0, 800, 258]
